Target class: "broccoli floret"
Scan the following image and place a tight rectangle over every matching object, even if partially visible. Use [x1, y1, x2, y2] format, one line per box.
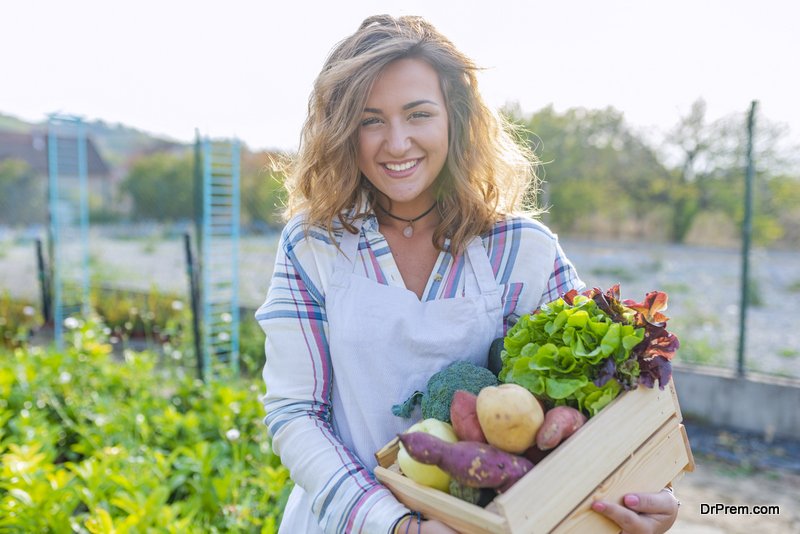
[449, 479, 481, 504]
[392, 361, 498, 423]
[449, 479, 497, 508]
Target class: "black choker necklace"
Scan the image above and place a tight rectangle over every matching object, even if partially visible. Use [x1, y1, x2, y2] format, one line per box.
[375, 201, 437, 238]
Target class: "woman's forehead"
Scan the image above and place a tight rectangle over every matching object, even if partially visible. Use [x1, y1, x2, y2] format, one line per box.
[366, 58, 445, 108]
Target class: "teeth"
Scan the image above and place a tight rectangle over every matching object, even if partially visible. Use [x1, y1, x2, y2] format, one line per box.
[385, 159, 419, 172]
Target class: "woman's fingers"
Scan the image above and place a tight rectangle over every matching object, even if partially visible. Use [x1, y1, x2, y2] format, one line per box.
[592, 500, 646, 533]
[623, 491, 678, 514]
[592, 491, 679, 534]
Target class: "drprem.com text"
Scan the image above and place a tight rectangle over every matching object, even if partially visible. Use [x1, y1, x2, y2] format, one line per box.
[700, 503, 780, 515]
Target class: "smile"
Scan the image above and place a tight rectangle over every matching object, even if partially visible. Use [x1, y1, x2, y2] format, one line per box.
[383, 159, 421, 172]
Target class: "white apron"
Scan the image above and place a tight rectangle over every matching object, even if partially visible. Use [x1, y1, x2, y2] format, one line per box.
[280, 217, 503, 534]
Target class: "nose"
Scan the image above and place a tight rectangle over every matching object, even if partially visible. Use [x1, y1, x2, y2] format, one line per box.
[385, 121, 411, 157]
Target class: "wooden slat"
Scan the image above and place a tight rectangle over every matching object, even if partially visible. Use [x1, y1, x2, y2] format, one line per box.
[375, 437, 400, 468]
[374, 466, 510, 534]
[549, 417, 689, 534]
[494, 381, 677, 534]
[679, 424, 697, 473]
[668, 379, 684, 424]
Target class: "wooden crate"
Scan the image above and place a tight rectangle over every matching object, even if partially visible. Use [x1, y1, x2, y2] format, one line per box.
[374, 378, 695, 534]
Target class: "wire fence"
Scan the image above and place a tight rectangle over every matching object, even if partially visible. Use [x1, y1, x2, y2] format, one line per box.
[1, 135, 799, 379]
[2, 219, 799, 380]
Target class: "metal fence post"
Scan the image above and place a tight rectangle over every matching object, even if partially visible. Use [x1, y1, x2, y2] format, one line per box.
[737, 101, 757, 377]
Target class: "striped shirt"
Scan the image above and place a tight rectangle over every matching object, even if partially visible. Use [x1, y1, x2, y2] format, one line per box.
[257, 212, 584, 534]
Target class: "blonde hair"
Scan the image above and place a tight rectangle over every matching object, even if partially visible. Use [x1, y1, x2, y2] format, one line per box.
[283, 14, 538, 255]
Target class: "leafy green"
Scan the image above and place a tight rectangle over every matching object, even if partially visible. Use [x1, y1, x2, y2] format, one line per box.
[499, 285, 677, 418]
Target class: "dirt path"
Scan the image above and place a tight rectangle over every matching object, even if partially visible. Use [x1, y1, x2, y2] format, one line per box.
[671, 454, 800, 533]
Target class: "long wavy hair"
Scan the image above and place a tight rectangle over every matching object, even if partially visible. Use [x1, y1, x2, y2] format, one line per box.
[283, 14, 539, 255]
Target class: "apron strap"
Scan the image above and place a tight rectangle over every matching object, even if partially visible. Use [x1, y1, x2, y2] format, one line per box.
[334, 216, 365, 274]
[465, 236, 498, 298]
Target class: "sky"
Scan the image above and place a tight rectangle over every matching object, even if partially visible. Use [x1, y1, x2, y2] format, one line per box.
[2, 0, 799, 153]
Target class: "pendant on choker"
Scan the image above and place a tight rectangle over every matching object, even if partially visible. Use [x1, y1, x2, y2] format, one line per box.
[375, 201, 438, 239]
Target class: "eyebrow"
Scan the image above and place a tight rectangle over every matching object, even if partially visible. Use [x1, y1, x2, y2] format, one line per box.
[363, 100, 439, 114]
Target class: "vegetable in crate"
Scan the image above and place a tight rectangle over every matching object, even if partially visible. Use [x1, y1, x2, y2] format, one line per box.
[448, 479, 497, 507]
[392, 361, 498, 423]
[499, 285, 679, 418]
[536, 405, 587, 450]
[476, 384, 544, 454]
[396, 419, 459, 492]
[450, 390, 487, 443]
[397, 432, 534, 493]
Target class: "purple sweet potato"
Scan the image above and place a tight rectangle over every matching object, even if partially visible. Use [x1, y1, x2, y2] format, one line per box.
[397, 432, 534, 493]
[535, 405, 587, 450]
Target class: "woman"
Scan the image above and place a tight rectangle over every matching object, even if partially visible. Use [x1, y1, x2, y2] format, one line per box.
[257, 14, 680, 534]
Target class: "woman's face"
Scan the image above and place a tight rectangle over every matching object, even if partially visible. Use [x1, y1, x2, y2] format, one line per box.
[357, 58, 449, 215]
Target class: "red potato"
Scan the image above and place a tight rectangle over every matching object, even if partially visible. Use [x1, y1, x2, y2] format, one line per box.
[450, 390, 487, 443]
[536, 405, 587, 450]
[397, 432, 534, 493]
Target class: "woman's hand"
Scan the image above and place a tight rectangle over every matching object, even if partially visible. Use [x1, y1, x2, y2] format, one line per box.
[395, 516, 460, 533]
[591, 490, 679, 534]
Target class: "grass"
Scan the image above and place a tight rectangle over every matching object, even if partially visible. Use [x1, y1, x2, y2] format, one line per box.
[779, 348, 800, 359]
[660, 282, 691, 294]
[787, 280, 800, 293]
[141, 235, 160, 254]
[588, 265, 638, 282]
[674, 337, 728, 367]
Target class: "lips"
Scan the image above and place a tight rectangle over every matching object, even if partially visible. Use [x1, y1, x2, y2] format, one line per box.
[381, 158, 422, 177]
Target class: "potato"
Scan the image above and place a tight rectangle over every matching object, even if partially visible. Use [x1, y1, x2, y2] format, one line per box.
[536, 405, 587, 450]
[450, 390, 487, 443]
[476, 384, 544, 454]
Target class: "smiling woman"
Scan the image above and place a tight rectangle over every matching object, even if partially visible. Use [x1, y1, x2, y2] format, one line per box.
[255, 14, 678, 534]
[357, 59, 449, 217]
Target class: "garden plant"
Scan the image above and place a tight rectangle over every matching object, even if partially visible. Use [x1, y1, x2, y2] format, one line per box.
[0, 314, 291, 533]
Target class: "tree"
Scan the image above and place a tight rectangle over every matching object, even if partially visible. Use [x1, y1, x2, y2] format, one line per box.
[513, 105, 672, 238]
[239, 148, 287, 230]
[121, 151, 194, 221]
[0, 158, 45, 225]
[664, 98, 800, 245]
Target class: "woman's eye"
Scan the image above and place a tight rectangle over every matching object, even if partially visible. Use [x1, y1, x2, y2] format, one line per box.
[410, 112, 431, 119]
[361, 117, 380, 127]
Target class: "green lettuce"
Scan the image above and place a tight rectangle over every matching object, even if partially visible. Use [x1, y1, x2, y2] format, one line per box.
[499, 294, 644, 418]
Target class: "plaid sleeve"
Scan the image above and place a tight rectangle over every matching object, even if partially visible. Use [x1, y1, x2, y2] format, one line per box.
[256, 218, 407, 534]
[537, 237, 585, 308]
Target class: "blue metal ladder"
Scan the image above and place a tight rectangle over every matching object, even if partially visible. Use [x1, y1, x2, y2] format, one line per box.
[201, 137, 240, 377]
[48, 114, 90, 349]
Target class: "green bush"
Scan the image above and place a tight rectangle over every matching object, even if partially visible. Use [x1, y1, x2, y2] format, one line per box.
[0, 316, 291, 533]
[0, 293, 42, 349]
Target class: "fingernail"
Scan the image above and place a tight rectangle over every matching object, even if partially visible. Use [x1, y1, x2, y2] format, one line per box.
[624, 494, 639, 507]
[592, 502, 605, 512]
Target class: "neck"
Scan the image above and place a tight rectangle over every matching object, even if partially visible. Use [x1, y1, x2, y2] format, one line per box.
[375, 201, 437, 222]
[374, 198, 440, 238]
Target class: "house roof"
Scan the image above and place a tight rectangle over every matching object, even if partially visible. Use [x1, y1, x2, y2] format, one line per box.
[0, 130, 110, 176]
